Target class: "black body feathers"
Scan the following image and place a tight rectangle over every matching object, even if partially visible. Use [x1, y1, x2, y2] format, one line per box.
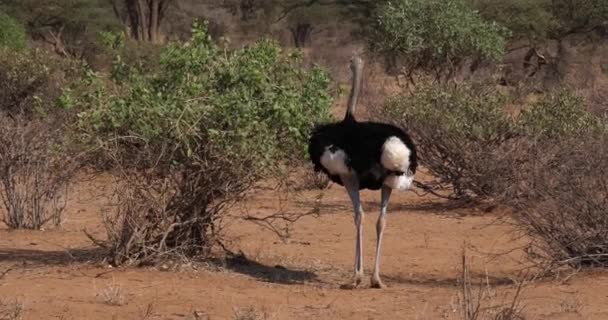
[308, 118, 417, 190]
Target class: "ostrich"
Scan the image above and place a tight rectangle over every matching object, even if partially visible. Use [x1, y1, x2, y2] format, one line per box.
[308, 56, 417, 289]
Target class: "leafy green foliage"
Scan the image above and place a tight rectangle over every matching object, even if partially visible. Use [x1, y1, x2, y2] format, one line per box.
[0, 47, 81, 118]
[518, 89, 605, 139]
[98, 30, 126, 51]
[370, 0, 508, 78]
[472, 0, 557, 42]
[70, 22, 332, 264]
[68, 21, 332, 168]
[473, 0, 608, 41]
[0, 12, 26, 49]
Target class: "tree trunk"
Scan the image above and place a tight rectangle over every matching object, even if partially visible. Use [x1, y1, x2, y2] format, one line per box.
[149, 0, 159, 43]
[136, 0, 148, 41]
[111, 0, 170, 43]
[124, 0, 140, 40]
[290, 23, 312, 48]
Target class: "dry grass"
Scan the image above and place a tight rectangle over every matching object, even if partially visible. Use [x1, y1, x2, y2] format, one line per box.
[454, 249, 526, 320]
[0, 299, 23, 320]
[233, 306, 274, 320]
[97, 279, 127, 306]
[559, 296, 582, 314]
[138, 301, 159, 320]
[299, 169, 330, 191]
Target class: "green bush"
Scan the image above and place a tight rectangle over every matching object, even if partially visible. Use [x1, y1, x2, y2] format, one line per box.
[370, 0, 508, 79]
[473, 0, 608, 41]
[1, 0, 121, 58]
[472, 0, 557, 42]
[70, 22, 332, 167]
[0, 12, 26, 49]
[518, 89, 605, 139]
[0, 47, 81, 119]
[69, 22, 333, 264]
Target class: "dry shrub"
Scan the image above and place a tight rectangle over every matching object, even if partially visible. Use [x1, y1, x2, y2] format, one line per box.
[379, 83, 516, 201]
[138, 301, 158, 320]
[508, 136, 608, 268]
[503, 89, 608, 268]
[382, 82, 608, 269]
[457, 250, 526, 320]
[379, 85, 604, 206]
[296, 166, 330, 191]
[89, 138, 256, 266]
[0, 45, 83, 230]
[0, 118, 79, 229]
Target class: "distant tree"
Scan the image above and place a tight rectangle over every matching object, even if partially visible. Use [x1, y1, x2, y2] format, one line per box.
[276, 0, 384, 47]
[219, 0, 384, 47]
[370, 0, 508, 82]
[471, 0, 557, 43]
[551, 0, 608, 36]
[108, 0, 177, 43]
[473, 0, 608, 41]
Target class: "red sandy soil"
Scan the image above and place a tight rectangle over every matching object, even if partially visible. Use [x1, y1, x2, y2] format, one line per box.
[1, 173, 607, 320]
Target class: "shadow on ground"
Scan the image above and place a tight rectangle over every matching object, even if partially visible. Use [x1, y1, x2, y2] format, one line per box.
[386, 200, 489, 216]
[296, 198, 484, 216]
[216, 253, 320, 285]
[384, 272, 516, 288]
[0, 247, 104, 266]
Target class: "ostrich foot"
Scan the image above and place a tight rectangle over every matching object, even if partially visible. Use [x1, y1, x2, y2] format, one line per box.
[370, 276, 386, 289]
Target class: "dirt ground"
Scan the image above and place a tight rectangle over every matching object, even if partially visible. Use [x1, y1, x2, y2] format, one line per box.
[1, 173, 608, 320]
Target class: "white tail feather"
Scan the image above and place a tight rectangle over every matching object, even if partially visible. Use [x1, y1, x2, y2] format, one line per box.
[381, 136, 411, 172]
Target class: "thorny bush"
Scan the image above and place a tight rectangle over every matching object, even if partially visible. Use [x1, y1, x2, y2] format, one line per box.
[0, 46, 83, 230]
[507, 135, 608, 269]
[0, 118, 80, 229]
[68, 22, 333, 265]
[383, 83, 608, 269]
[380, 85, 604, 202]
[507, 90, 608, 269]
[380, 83, 516, 200]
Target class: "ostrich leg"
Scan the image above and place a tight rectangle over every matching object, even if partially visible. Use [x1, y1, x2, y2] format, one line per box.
[341, 175, 364, 289]
[371, 185, 392, 288]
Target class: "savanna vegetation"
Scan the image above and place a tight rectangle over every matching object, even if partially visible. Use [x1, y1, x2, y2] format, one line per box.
[1, 0, 608, 293]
